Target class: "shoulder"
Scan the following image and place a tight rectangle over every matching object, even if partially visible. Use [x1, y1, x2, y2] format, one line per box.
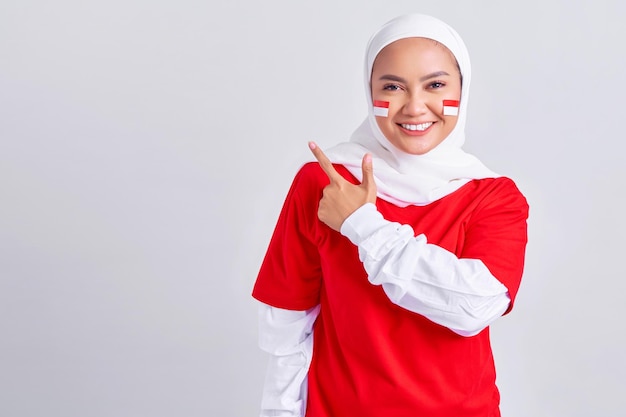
[288, 163, 326, 197]
[468, 177, 529, 223]
[469, 177, 528, 206]
[292, 162, 357, 189]
[491, 177, 528, 208]
[280, 163, 328, 210]
[296, 161, 326, 180]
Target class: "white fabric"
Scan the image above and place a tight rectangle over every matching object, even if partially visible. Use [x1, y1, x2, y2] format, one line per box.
[323, 13, 499, 207]
[341, 203, 511, 336]
[258, 304, 320, 417]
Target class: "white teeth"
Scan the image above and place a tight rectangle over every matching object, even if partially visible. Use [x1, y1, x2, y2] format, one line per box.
[401, 122, 433, 131]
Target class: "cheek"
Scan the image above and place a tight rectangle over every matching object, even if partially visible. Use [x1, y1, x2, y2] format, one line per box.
[375, 117, 390, 132]
[441, 116, 459, 139]
[445, 116, 458, 129]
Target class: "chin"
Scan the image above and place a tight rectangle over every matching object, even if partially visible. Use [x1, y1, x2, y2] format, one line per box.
[399, 142, 433, 156]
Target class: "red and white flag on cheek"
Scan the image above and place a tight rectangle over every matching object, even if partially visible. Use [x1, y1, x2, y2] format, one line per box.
[373, 100, 389, 117]
[443, 99, 460, 116]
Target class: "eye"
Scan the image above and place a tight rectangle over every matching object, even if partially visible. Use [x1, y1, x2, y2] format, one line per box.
[383, 83, 403, 91]
[428, 81, 446, 89]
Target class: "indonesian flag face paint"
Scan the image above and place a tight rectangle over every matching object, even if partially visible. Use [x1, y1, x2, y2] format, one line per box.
[373, 100, 389, 117]
[442, 99, 460, 116]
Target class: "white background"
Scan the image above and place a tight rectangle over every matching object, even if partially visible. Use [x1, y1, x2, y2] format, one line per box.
[1, 1, 625, 416]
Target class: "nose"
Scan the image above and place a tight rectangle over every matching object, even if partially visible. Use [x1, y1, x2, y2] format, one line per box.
[402, 92, 428, 116]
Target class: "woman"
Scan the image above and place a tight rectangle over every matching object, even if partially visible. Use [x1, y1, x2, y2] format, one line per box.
[252, 13, 528, 417]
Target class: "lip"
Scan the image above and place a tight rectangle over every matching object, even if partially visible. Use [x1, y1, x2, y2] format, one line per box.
[397, 122, 435, 136]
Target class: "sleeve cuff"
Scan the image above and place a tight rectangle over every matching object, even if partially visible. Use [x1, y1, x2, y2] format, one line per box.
[340, 203, 389, 246]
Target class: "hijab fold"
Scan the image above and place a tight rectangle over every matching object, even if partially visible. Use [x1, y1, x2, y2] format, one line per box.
[323, 13, 499, 207]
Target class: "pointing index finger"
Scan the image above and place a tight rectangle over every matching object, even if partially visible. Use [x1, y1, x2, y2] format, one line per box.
[308, 141, 343, 183]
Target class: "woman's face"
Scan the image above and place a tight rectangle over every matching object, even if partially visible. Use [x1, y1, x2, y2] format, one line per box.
[371, 37, 462, 155]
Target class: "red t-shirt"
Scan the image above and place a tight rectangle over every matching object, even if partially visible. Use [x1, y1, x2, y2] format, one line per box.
[253, 162, 529, 417]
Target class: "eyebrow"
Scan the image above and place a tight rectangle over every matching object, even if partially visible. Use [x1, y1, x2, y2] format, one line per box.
[377, 71, 451, 83]
[419, 71, 450, 81]
[378, 74, 408, 83]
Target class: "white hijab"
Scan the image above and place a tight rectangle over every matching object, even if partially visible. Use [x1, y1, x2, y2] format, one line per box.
[324, 13, 499, 207]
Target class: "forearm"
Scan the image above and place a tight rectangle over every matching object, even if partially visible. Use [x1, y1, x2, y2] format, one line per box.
[341, 203, 510, 336]
[258, 303, 320, 416]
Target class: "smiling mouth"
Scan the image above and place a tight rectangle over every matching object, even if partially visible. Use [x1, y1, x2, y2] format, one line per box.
[400, 122, 433, 131]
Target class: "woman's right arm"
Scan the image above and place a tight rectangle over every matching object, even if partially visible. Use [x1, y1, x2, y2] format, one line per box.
[258, 303, 320, 417]
[253, 164, 326, 416]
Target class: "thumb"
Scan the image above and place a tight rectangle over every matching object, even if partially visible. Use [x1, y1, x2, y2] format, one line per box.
[360, 153, 376, 201]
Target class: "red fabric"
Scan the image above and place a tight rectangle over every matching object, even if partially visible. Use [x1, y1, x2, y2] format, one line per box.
[252, 162, 529, 417]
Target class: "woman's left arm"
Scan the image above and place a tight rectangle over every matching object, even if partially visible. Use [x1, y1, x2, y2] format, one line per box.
[308, 142, 528, 337]
[340, 189, 528, 337]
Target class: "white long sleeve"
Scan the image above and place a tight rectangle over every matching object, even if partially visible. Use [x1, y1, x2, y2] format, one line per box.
[258, 303, 320, 417]
[340, 203, 510, 337]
